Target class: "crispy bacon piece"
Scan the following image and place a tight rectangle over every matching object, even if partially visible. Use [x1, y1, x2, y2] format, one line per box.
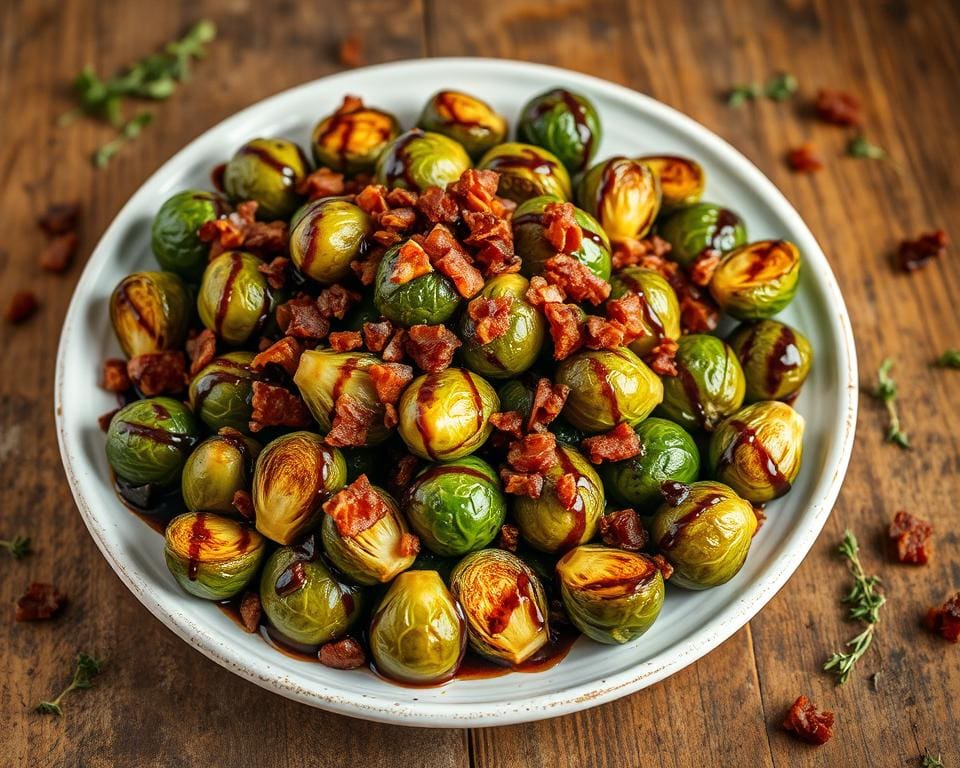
[490, 411, 524, 438]
[362, 320, 394, 352]
[583, 315, 626, 350]
[555, 473, 579, 511]
[787, 144, 823, 174]
[467, 295, 513, 344]
[528, 378, 569, 432]
[689, 249, 722, 287]
[604, 293, 647, 344]
[186, 328, 218, 376]
[338, 35, 364, 68]
[102, 358, 131, 393]
[239, 590, 262, 633]
[387, 188, 419, 207]
[324, 394, 378, 447]
[277, 298, 331, 340]
[398, 532, 420, 557]
[381, 327, 407, 363]
[752, 505, 767, 533]
[462, 211, 516, 268]
[599, 509, 648, 551]
[244, 219, 289, 256]
[4, 290, 38, 324]
[897, 230, 948, 272]
[679, 293, 719, 333]
[380, 207, 418, 231]
[814, 89, 861, 126]
[369, 362, 414, 405]
[316, 285, 361, 320]
[508, 432, 558, 474]
[15, 582, 66, 622]
[388, 453, 420, 497]
[497, 523, 520, 552]
[322, 474, 388, 538]
[543, 302, 585, 360]
[525, 275, 566, 307]
[296, 167, 346, 200]
[328, 331, 364, 352]
[389, 239, 434, 284]
[646, 338, 679, 377]
[232, 489, 255, 521]
[422, 224, 485, 298]
[39, 232, 79, 273]
[405, 324, 461, 372]
[320, 636, 366, 669]
[127, 351, 187, 396]
[355, 184, 390, 216]
[198, 200, 288, 259]
[500, 468, 544, 499]
[448, 168, 502, 214]
[258, 256, 290, 291]
[542, 202, 583, 254]
[650, 554, 674, 579]
[783, 695, 834, 745]
[924, 592, 960, 643]
[373, 229, 402, 247]
[544, 254, 611, 305]
[888, 511, 932, 565]
[582, 422, 642, 464]
[416, 186, 459, 224]
[38, 201, 81, 235]
[251, 336, 303, 377]
[249, 382, 312, 432]
[611, 235, 672, 270]
[351, 248, 384, 286]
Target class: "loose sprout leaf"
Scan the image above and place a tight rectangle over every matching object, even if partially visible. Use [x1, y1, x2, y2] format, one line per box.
[0, 535, 32, 559]
[935, 349, 960, 368]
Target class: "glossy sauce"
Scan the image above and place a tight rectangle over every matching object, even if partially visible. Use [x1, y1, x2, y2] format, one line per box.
[615, 272, 666, 338]
[588, 356, 621, 423]
[658, 492, 724, 550]
[556, 447, 588, 550]
[214, 253, 244, 335]
[766, 325, 800, 395]
[238, 142, 299, 184]
[675, 362, 707, 428]
[186, 512, 211, 580]
[116, 283, 160, 342]
[381, 130, 422, 189]
[716, 419, 791, 497]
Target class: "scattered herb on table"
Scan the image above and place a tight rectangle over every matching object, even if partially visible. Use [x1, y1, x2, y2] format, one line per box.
[93, 112, 153, 168]
[935, 349, 960, 369]
[0, 535, 31, 559]
[921, 753, 944, 768]
[34, 653, 104, 716]
[727, 83, 761, 107]
[847, 135, 887, 160]
[765, 72, 798, 101]
[870, 358, 910, 448]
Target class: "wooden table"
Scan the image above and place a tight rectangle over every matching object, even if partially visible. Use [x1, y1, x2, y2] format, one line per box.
[2, 1, 958, 765]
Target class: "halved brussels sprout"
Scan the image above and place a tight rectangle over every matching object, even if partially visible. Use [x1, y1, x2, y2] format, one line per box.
[197, 251, 272, 346]
[188, 351, 260, 434]
[223, 138, 309, 220]
[110, 271, 191, 359]
[164, 512, 265, 600]
[656, 202, 747, 268]
[708, 401, 804, 503]
[418, 90, 508, 159]
[727, 319, 813, 402]
[709, 240, 801, 320]
[253, 432, 347, 544]
[517, 88, 601, 175]
[649, 480, 757, 589]
[403, 456, 506, 556]
[450, 549, 549, 665]
[369, 570, 465, 684]
[577, 157, 660, 242]
[658, 334, 745, 431]
[181, 431, 260, 513]
[637, 155, 705, 210]
[289, 198, 371, 285]
[397, 368, 498, 461]
[151, 190, 229, 281]
[555, 348, 663, 433]
[557, 544, 665, 644]
[312, 99, 400, 175]
[513, 444, 604, 553]
[459, 274, 546, 379]
[105, 397, 200, 487]
[373, 240, 461, 327]
[375, 128, 472, 192]
[477, 142, 572, 203]
[608, 266, 681, 357]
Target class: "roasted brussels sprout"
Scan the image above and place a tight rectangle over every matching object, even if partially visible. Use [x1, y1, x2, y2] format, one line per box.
[418, 90, 508, 159]
[517, 88, 601, 175]
[259, 540, 366, 647]
[397, 368, 499, 461]
[556, 545, 665, 644]
[164, 512, 265, 600]
[449, 549, 549, 665]
[577, 157, 660, 242]
[512, 195, 612, 281]
[658, 334, 745, 431]
[252, 432, 347, 544]
[375, 128, 472, 192]
[555, 348, 663, 433]
[110, 271, 191, 359]
[599, 417, 701, 511]
[477, 142, 572, 203]
[459, 274, 547, 379]
[513, 444, 604, 553]
[197, 251, 272, 346]
[105, 398, 200, 487]
[293, 350, 392, 445]
[403, 457, 506, 556]
[709, 240, 801, 320]
[181, 431, 260, 513]
[608, 267, 681, 357]
[312, 99, 400, 175]
[151, 190, 229, 281]
[369, 570, 465, 684]
[727, 319, 813, 402]
[637, 155, 705, 210]
[188, 351, 260, 434]
[289, 198, 371, 285]
[222, 138, 309, 220]
[708, 401, 804, 503]
[656, 202, 747, 268]
[373, 241, 461, 327]
[649, 480, 757, 590]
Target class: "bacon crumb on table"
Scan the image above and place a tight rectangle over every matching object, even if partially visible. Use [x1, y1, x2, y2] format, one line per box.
[924, 592, 960, 643]
[782, 695, 834, 745]
[814, 89, 862, 126]
[37, 201, 81, 235]
[887, 510, 932, 565]
[15, 582, 67, 622]
[787, 144, 824, 173]
[4, 290, 38, 324]
[897, 229, 948, 272]
[39, 232, 79, 272]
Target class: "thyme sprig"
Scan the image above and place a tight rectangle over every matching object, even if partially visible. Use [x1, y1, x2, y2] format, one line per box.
[765, 73, 798, 101]
[93, 112, 153, 168]
[0, 535, 31, 559]
[847, 135, 887, 160]
[935, 349, 960, 369]
[921, 753, 944, 768]
[727, 83, 761, 107]
[34, 653, 104, 716]
[871, 358, 910, 448]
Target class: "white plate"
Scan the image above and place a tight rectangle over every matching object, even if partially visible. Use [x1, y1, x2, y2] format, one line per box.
[55, 58, 858, 727]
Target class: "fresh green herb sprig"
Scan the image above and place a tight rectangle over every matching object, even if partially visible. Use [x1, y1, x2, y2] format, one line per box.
[765, 73, 798, 101]
[728, 83, 761, 107]
[848, 136, 887, 160]
[0, 535, 31, 559]
[870, 358, 910, 448]
[34, 653, 104, 716]
[935, 349, 960, 369]
[921, 753, 944, 768]
[93, 112, 153, 168]
[823, 530, 886, 685]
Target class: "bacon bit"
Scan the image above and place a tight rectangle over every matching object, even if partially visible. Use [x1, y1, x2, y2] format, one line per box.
[4, 290, 38, 324]
[127, 351, 187, 396]
[198, 200, 289, 259]
[243, 220, 289, 256]
[528, 378, 569, 432]
[383, 402, 399, 429]
[386, 188, 419, 207]
[258, 256, 290, 291]
[316, 284, 361, 321]
[500, 468, 544, 499]
[362, 320, 394, 352]
[98, 409, 120, 432]
[814, 89, 861, 126]
[380, 207, 418, 231]
[611, 235, 672, 271]
[186, 328, 218, 376]
[390, 240, 434, 284]
[277, 298, 331, 340]
[369, 362, 414, 405]
[582, 422, 642, 464]
[422, 225, 484, 298]
[599, 509, 648, 551]
[555, 473, 579, 511]
[924, 592, 960, 643]
[783, 695, 834, 745]
[448, 168, 503, 214]
[381, 327, 407, 362]
[398, 532, 421, 557]
[497, 523, 520, 552]
[249, 382, 312, 432]
[525, 275, 566, 307]
[490, 411, 524, 438]
[689, 249, 722, 286]
[338, 35, 364, 68]
[405, 324, 461, 372]
[239, 591, 261, 633]
[351, 248, 384, 286]
[897, 229, 948, 272]
[37, 201, 81, 235]
[388, 453, 420, 497]
[319, 636, 366, 669]
[543, 303, 585, 360]
[328, 331, 364, 352]
[787, 144, 824, 173]
[467, 295, 513, 344]
[544, 254, 611, 305]
[463, 211, 520, 277]
[322, 474, 387, 538]
[251, 336, 304, 377]
[15, 582, 66, 622]
[325, 394, 378, 446]
[650, 554, 674, 579]
[416, 186, 459, 224]
[679, 293, 719, 333]
[542, 202, 583, 254]
[646, 337, 679, 377]
[888, 511, 932, 565]
[296, 167, 346, 200]
[355, 184, 390, 216]
[372, 229, 401, 247]
[584, 315, 626, 350]
[508, 432, 558, 474]
[39, 231, 79, 273]
[604, 293, 646, 344]
[232, 489, 255, 521]
[102, 358, 132, 393]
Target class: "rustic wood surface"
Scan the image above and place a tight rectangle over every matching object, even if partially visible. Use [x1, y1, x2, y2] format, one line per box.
[1, 0, 958, 765]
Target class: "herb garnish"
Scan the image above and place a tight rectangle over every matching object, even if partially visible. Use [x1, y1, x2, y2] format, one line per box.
[93, 112, 153, 168]
[935, 349, 960, 369]
[921, 753, 944, 768]
[871, 358, 910, 448]
[728, 84, 761, 107]
[765, 73, 798, 101]
[0, 535, 31, 559]
[823, 530, 886, 685]
[34, 653, 104, 716]
[847, 136, 886, 160]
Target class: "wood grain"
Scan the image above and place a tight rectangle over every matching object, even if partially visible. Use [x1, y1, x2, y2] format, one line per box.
[2, 0, 958, 766]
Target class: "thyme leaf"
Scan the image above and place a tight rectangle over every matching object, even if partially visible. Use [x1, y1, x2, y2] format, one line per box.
[0, 535, 31, 559]
[921, 753, 944, 768]
[93, 112, 153, 168]
[34, 653, 104, 717]
[848, 135, 887, 160]
[870, 358, 910, 448]
[728, 84, 761, 107]
[765, 72, 798, 101]
[934, 349, 960, 369]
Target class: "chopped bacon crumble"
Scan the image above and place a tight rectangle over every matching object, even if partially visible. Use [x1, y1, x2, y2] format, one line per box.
[888, 510, 932, 565]
[783, 695, 834, 745]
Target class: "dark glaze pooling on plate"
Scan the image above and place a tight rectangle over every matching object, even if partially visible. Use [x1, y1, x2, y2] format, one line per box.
[716, 419, 791, 497]
[658, 492, 724, 550]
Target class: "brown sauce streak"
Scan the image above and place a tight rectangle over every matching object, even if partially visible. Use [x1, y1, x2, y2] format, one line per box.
[717, 419, 791, 497]
[766, 325, 799, 395]
[414, 375, 443, 460]
[616, 273, 665, 338]
[588, 356, 621, 423]
[329, 357, 359, 421]
[117, 284, 159, 340]
[239, 143, 297, 182]
[556, 448, 588, 550]
[658, 493, 725, 550]
[214, 253, 244, 335]
[675, 362, 706, 428]
[187, 512, 210, 580]
[381, 130, 422, 189]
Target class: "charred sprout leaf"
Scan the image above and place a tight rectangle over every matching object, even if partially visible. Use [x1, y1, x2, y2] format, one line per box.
[34, 653, 104, 716]
[870, 358, 910, 448]
[935, 349, 960, 369]
[727, 84, 760, 107]
[765, 73, 798, 101]
[921, 753, 944, 768]
[1, 535, 31, 559]
[847, 136, 886, 160]
[94, 111, 153, 167]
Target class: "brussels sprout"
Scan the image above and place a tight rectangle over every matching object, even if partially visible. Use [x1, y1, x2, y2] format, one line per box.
[181, 431, 260, 513]
[188, 351, 260, 434]
[577, 157, 661, 242]
[513, 444, 604, 553]
[110, 271, 191, 359]
[375, 129, 472, 192]
[727, 319, 814, 402]
[252, 432, 347, 544]
[459, 274, 546, 379]
[709, 240, 801, 320]
[599, 417, 701, 511]
[369, 570, 465, 684]
[373, 240, 461, 327]
[397, 368, 499, 461]
[556, 544, 665, 644]
[512, 195, 612, 281]
[478, 142, 572, 203]
[105, 398, 200, 487]
[637, 155, 705, 210]
[649, 480, 757, 589]
[403, 456, 506, 556]
[259, 539, 366, 647]
[517, 88, 602, 175]
[449, 549, 549, 665]
[293, 350, 392, 445]
[289, 198, 371, 285]
[418, 90, 508, 159]
[708, 401, 804, 503]
[312, 100, 401, 175]
[197, 251, 272, 346]
[656, 202, 747, 268]
[608, 267, 681, 357]
[222, 138, 309, 220]
[658, 334, 746, 431]
[164, 512, 265, 600]
[555, 348, 663, 433]
[151, 190, 230, 281]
